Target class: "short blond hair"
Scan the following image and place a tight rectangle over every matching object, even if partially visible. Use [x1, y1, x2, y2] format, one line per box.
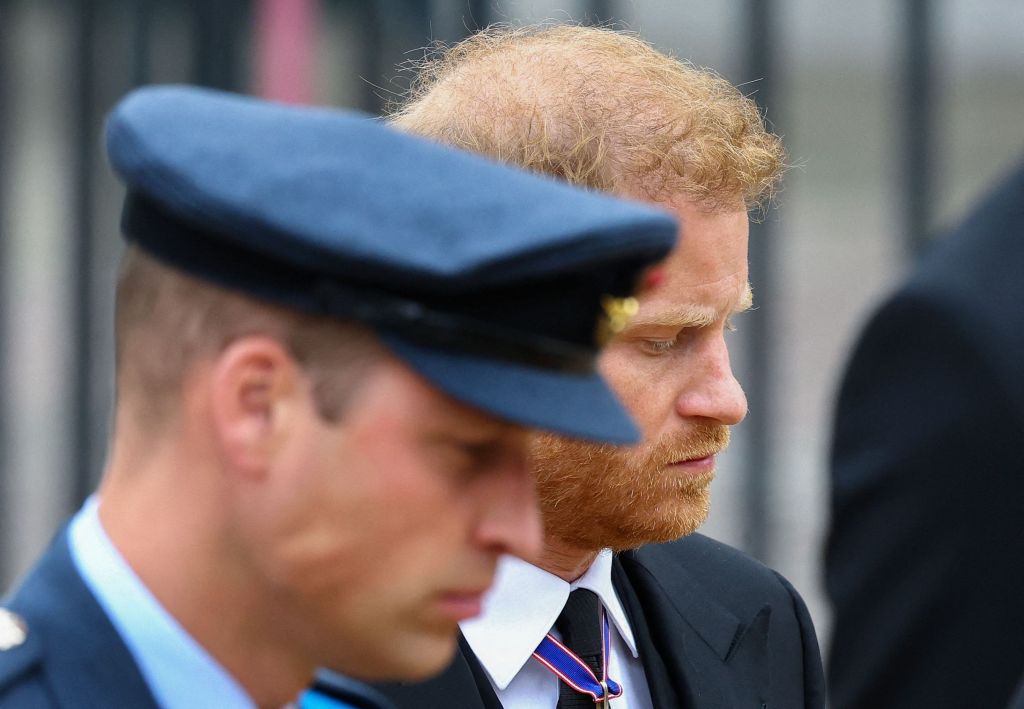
[115, 247, 384, 430]
[390, 24, 784, 210]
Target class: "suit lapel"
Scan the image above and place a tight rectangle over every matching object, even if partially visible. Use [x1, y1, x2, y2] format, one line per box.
[374, 633, 495, 709]
[6, 530, 161, 709]
[457, 633, 504, 709]
[612, 557, 686, 708]
[616, 546, 772, 708]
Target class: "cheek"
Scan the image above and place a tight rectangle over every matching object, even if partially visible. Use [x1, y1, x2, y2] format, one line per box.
[338, 442, 474, 580]
[256, 485, 367, 593]
[598, 346, 643, 404]
[598, 347, 677, 433]
[247, 432, 387, 592]
[256, 418, 476, 606]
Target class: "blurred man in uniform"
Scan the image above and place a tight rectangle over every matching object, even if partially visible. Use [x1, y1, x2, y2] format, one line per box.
[0, 85, 676, 709]
[375, 25, 826, 708]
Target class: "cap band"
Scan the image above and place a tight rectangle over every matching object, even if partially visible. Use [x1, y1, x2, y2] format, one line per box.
[122, 190, 597, 374]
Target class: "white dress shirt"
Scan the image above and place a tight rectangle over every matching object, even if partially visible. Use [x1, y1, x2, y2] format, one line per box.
[461, 550, 654, 709]
[68, 497, 257, 709]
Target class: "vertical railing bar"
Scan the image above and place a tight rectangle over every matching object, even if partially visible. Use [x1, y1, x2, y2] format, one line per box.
[741, 0, 778, 563]
[585, 0, 613, 25]
[466, 0, 489, 32]
[71, 0, 99, 509]
[192, 0, 246, 91]
[359, 2, 385, 113]
[131, 0, 154, 88]
[903, 0, 936, 258]
[0, 0, 12, 583]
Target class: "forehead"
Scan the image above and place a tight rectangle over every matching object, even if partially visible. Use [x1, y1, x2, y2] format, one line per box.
[634, 198, 750, 316]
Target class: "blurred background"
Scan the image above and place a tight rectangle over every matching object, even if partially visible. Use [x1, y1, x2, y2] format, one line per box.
[1, 0, 1022, 660]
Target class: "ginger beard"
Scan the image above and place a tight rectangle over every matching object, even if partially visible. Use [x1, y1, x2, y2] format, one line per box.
[531, 424, 730, 552]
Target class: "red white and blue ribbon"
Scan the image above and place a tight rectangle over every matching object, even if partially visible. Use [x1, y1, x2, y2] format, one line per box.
[532, 606, 623, 703]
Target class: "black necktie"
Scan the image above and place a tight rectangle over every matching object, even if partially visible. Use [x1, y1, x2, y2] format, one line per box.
[555, 588, 605, 708]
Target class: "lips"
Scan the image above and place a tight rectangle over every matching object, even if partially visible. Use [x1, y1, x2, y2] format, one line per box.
[660, 426, 730, 467]
[437, 590, 487, 621]
[668, 451, 716, 469]
[670, 453, 714, 464]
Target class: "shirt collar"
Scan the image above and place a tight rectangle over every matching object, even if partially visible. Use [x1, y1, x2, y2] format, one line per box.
[460, 549, 638, 690]
[68, 496, 257, 709]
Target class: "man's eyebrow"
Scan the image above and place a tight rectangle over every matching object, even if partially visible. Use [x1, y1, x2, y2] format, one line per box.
[626, 282, 754, 330]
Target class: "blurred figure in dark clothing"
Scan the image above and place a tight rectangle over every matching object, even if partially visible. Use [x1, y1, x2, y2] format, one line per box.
[827, 156, 1024, 708]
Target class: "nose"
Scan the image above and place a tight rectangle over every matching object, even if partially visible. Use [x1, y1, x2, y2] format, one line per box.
[473, 447, 543, 560]
[675, 335, 748, 425]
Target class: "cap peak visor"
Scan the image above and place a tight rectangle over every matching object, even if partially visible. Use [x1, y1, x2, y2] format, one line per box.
[382, 335, 640, 445]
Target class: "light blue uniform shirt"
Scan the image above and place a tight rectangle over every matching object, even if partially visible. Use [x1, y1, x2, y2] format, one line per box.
[68, 497, 258, 709]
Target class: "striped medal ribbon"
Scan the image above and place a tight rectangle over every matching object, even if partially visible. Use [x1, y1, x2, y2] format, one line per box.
[532, 606, 624, 706]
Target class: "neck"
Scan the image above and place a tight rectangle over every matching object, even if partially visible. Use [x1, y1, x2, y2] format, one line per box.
[98, 435, 312, 708]
[532, 537, 601, 582]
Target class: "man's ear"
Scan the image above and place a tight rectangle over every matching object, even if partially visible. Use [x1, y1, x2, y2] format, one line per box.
[208, 336, 302, 479]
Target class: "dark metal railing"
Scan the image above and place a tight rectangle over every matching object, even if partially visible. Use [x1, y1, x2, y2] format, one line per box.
[741, 0, 778, 563]
[190, 0, 248, 90]
[71, 0, 100, 510]
[0, 0, 941, 583]
[130, 0, 154, 87]
[903, 0, 937, 257]
[0, 0, 11, 579]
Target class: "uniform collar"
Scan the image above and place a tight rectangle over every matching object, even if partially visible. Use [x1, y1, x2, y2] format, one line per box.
[460, 550, 638, 691]
[68, 496, 257, 709]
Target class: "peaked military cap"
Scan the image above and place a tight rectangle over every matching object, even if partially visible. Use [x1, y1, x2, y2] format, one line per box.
[105, 86, 676, 443]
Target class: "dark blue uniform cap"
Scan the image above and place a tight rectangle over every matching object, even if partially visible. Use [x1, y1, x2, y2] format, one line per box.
[105, 86, 677, 444]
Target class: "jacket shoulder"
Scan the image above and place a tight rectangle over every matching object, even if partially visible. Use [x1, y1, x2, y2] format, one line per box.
[624, 534, 826, 706]
[626, 534, 822, 654]
[632, 533, 790, 595]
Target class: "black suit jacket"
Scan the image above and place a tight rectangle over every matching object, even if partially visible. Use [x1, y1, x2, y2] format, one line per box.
[375, 533, 826, 708]
[826, 158, 1024, 708]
